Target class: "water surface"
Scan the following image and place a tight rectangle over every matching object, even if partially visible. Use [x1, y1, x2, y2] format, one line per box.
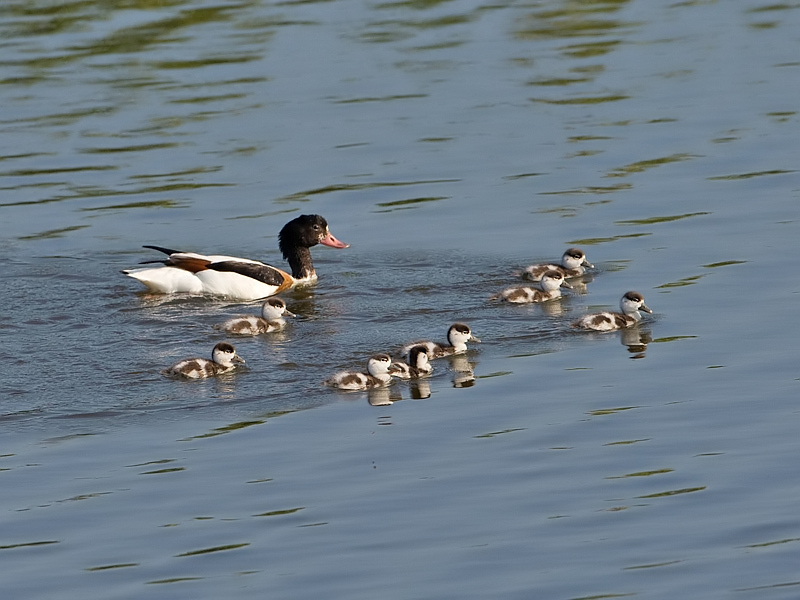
[2, 1, 800, 598]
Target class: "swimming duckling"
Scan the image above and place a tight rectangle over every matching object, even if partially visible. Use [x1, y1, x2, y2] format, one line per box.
[521, 247, 593, 281]
[572, 291, 652, 331]
[401, 323, 480, 359]
[392, 345, 434, 379]
[324, 354, 396, 390]
[497, 269, 572, 304]
[164, 342, 245, 379]
[216, 297, 295, 335]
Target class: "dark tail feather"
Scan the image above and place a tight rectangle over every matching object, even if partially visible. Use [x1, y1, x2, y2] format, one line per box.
[142, 244, 181, 255]
[138, 259, 170, 265]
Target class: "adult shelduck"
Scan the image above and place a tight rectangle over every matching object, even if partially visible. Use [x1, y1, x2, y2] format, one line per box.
[123, 214, 349, 300]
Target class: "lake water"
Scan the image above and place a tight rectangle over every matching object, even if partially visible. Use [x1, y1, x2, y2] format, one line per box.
[2, 0, 799, 598]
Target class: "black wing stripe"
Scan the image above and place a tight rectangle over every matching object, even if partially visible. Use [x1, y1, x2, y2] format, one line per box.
[208, 261, 288, 287]
[143, 244, 182, 255]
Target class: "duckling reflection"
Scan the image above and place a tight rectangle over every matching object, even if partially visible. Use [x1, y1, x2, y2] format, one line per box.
[408, 378, 432, 400]
[251, 327, 293, 361]
[621, 325, 652, 359]
[539, 296, 568, 317]
[367, 386, 401, 406]
[564, 273, 594, 295]
[449, 354, 477, 388]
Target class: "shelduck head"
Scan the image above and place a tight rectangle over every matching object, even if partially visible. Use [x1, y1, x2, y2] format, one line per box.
[540, 269, 572, 293]
[279, 214, 349, 280]
[211, 342, 245, 367]
[562, 248, 593, 270]
[407, 345, 433, 373]
[447, 323, 480, 348]
[620, 291, 652, 319]
[279, 214, 349, 256]
[366, 354, 395, 378]
[260, 297, 295, 320]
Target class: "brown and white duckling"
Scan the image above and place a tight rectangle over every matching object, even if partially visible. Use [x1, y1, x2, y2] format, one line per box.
[521, 247, 593, 281]
[324, 354, 396, 390]
[392, 345, 434, 379]
[497, 269, 572, 304]
[572, 291, 652, 331]
[401, 323, 480, 359]
[164, 342, 245, 379]
[124, 214, 349, 300]
[215, 297, 295, 335]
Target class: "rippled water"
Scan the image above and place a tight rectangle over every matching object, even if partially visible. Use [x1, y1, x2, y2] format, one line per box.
[2, 1, 800, 598]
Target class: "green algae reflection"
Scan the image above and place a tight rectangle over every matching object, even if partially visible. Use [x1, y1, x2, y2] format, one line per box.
[375, 196, 447, 212]
[18, 225, 89, 240]
[175, 543, 250, 557]
[707, 169, 795, 180]
[616, 212, 709, 226]
[606, 153, 698, 178]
